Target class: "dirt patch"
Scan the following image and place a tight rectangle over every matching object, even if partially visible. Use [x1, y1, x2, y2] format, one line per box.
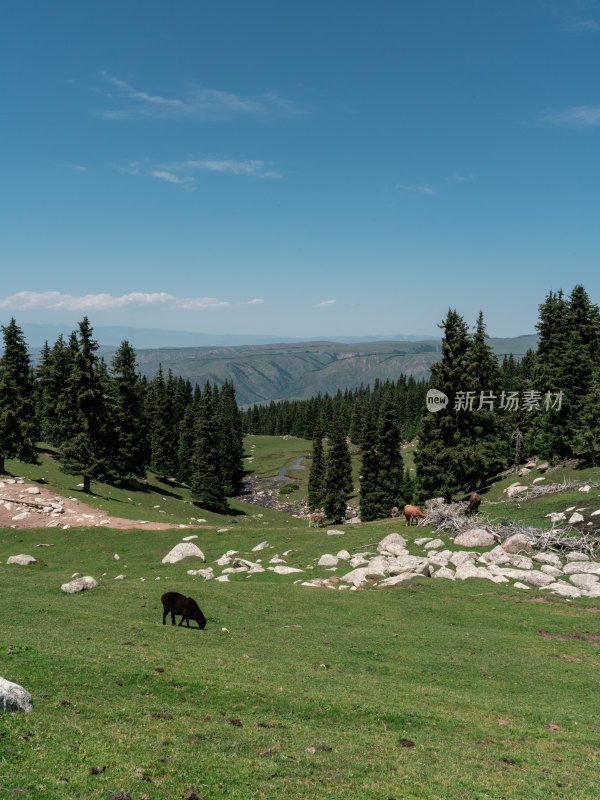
[0, 480, 206, 531]
[538, 630, 600, 645]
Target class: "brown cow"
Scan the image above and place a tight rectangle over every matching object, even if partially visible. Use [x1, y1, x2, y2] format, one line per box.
[309, 512, 324, 529]
[391, 506, 399, 518]
[465, 492, 482, 516]
[403, 504, 426, 526]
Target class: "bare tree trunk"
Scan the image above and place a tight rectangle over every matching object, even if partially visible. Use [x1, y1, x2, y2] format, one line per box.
[0, 455, 5, 475]
[83, 475, 91, 493]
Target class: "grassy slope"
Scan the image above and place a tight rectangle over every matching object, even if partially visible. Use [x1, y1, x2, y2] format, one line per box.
[1, 444, 600, 798]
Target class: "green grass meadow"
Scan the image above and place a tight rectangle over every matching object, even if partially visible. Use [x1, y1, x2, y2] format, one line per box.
[1, 444, 600, 798]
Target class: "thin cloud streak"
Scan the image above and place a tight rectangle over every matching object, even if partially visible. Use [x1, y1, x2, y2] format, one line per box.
[0, 291, 260, 312]
[565, 18, 600, 33]
[539, 105, 600, 127]
[94, 71, 304, 121]
[315, 299, 336, 307]
[396, 184, 436, 195]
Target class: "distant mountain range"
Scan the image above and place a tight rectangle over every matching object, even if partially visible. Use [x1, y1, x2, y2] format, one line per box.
[18, 323, 537, 406]
[133, 335, 537, 406]
[18, 323, 439, 349]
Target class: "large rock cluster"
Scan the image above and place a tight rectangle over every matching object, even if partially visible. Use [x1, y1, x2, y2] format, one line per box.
[299, 532, 600, 599]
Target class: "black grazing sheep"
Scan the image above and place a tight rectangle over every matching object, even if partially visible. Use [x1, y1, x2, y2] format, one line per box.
[161, 592, 206, 629]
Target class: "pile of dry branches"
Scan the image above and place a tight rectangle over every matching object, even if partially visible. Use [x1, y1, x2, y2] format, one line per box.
[423, 502, 600, 554]
[515, 479, 600, 501]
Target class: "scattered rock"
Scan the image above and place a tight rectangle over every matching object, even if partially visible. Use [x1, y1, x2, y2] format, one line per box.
[433, 566, 455, 580]
[0, 677, 33, 712]
[455, 565, 507, 583]
[326, 529, 345, 536]
[25, 487, 41, 495]
[251, 541, 269, 551]
[454, 529, 496, 547]
[318, 554, 339, 567]
[186, 568, 214, 580]
[424, 538, 445, 549]
[579, 485, 591, 493]
[60, 576, 98, 594]
[336, 549, 351, 560]
[568, 574, 599, 590]
[568, 512, 585, 524]
[162, 543, 206, 564]
[6, 554, 37, 566]
[114, 575, 127, 580]
[562, 561, 600, 576]
[542, 582, 582, 598]
[533, 552, 563, 568]
[532, 477, 545, 484]
[513, 582, 530, 590]
[182, 535, 198, 542]
[501, 533, 533, 554]
[565, 552, 589, 562]
[505, 485, 528, 498]
[270, 565, 304, 575]
[377, 533, 408, 556]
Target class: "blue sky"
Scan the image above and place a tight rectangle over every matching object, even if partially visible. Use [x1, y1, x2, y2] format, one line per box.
[2, 0, 600, 339]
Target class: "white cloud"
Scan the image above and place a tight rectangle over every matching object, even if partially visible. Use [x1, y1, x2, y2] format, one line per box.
[0, 291, 236, 312]
[539, 105, 600, 127]
[149, 170, 195, 186]
[396, 184, 436, 195]
[445, 173, 474, 183]
[565, 18, 600, 33]
[247, 298, 264, 305]
[94, 71, 304, 121]
[315, 299, 336, 308]
[121, 158, 282, 187]
[163, 159, 282, 180]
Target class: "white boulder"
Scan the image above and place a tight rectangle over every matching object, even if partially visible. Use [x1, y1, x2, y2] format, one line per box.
[0, 677, 33, 712]
[6, 554, 37, 566]
[61, 576, 98, 593]
[162, 542, 206, 564]
[454, 529, 496, 547]
[318, 554, 339, 567]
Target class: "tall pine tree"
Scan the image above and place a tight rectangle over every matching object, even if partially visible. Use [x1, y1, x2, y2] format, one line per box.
[323, 407, 353, 521]
[0, 318, 38, 473]
[307, 422, 326, 510]
[56, 318, 110, 492]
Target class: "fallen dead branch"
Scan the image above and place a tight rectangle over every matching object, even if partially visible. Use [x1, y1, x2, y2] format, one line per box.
[423, 502, 600, 554]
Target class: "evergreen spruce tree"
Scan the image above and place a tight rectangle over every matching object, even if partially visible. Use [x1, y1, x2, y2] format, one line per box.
[0, 318, 38, 473]
[323, 408, 353, 521]
[375, 392, 404, 510]
[307, 422, 326, 510]
[190, 384, 227, 511]
[147, 365, 177, 479]
[464, 311, 507, 487]
[578, 372, 600, 463]
[111, 340, 149, 480]
[414, 309, 472, 502]
[218, 381, 244, 495]
[56, 318, 110, 492]
[358, 411, 382, 522]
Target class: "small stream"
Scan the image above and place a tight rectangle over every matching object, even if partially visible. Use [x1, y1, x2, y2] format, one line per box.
[233, 456, 308, 514]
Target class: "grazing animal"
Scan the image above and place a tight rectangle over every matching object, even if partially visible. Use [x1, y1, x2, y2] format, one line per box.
[391, 506, 399, 518]
[309, 512, 324, 529]
[403, 504, 426, 526]
[465, 492, 482, 516]
[161, 592, 206, 629]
